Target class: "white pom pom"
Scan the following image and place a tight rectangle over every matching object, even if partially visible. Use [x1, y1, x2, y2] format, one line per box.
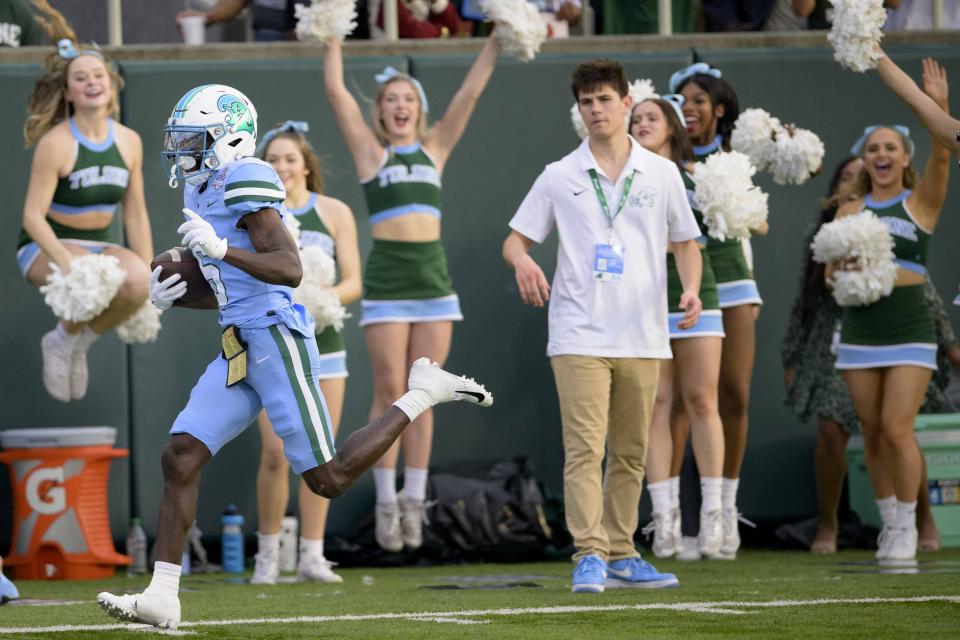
[294, 0, 358, 43]
[40, 254, 125, 323]
[769, 126, 825, 185]
[828, 0, 886, 73]
[811, 209, 897, 306]
[292, 246, 349, 331]
[692, 151, 769, 241]
[570, 102, 588, 140]
[284, 213, 302, 245]
[480, 0, 547, 62]
[116, 303, 163, 344]
[731, 108, 780, 170]
[627, 78, 658, 105]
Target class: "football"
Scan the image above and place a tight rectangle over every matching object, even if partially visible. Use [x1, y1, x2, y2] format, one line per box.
[150, 247, 216, 308]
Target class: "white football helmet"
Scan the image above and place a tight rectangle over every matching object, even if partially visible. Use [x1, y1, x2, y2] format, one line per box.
[162, 84, 258, 187]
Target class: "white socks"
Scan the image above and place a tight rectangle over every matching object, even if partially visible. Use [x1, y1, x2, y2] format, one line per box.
[257, 532, 280, 554]
[147, 561, 181, 597]
[373, 468, 398, 505]
[721, 477, 739, 511]
[668, 476, 680, 512]
[876, 496, 897, 528]
[56, 324, 98, 353]
[895, 500, 917, 530]
[403, 467, 429, 502]
[393, 390, 433, 422]
[701, 477, 722, 514]
[648, 480, 672, 515]
[299, 537, 324, 558]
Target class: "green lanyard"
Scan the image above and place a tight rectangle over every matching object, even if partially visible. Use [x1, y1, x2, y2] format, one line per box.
[588, 168, 635, 230]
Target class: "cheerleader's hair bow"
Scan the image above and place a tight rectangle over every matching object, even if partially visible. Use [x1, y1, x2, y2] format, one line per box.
[375, 66, 429, 114]
[850, 124, 913, 157]
[256, 120, 310, 157]
[668, 62, 721, 94]
[57, 38, 103, 61]
[661, 93, 686, 125]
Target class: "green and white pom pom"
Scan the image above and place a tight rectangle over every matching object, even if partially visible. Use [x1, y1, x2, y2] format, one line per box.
[40, 253, 125, 323]
[811, 209, 897, 306]
[116, 303, 163, 344]
[295, 0, 358, 43]
[481, 0, 547, 62]
[693, 151, 769, 241]
[828, 0, 886, 73]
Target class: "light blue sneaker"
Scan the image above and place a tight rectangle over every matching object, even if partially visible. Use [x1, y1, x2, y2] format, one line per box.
[571, 554, 607, 593]
[0, 572, 19, 604]
[605, 557, 679, 589]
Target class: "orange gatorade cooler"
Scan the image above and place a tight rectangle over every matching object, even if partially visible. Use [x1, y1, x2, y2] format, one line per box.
[0, 427, 129, 580]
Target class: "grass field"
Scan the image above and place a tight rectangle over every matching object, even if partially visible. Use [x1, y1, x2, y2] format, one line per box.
[2, 549, 959, 639]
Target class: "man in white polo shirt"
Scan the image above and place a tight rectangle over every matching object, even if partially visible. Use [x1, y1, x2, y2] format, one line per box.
[502, 59, 703, 593]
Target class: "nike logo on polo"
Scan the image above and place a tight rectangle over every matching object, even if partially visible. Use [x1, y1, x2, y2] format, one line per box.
[457, 390, 488, 403]
[256, 355, 271, 364]
[573, 189, 587, 196]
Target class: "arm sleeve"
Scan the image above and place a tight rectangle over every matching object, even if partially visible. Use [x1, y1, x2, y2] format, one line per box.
[665, 166, 700, 243]
[508, 169, 555, 244]
[222, 161, 286, 222]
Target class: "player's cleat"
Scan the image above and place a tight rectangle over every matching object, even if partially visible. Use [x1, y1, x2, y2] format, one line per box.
[605, 557, 679, 589]
[571, 554, 607, 593]
[70, 345, 89, 400]
[718, 508, 741, 559]
[250, 547, 279, 585]
[97, 590, 181, 629]
[883, 526, 918, 563]
[41, 328, 72, 402]
[408, 357, 493, 407]
[398, 495, 426, 550]
[0, 573, 19, 605]
[297, 554, 343, 583]
[643, 511, 677, 558]
[375, 502, 404, 553]
[698, 509, 723, 558]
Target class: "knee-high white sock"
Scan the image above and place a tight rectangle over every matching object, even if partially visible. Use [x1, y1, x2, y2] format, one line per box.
[393, 390, 432, 421]
[373, 468, 398, 505]
[668, 476, 680, 512]
[147, 561, 181, 597]
[895, 500, 917, 530]
[876, 496, 897, 528]
[402, 467, 429, 502]
[721, 477, 739, 511]
[648, 480, 672, 516]
[700, 477, 722, 514]
[257, 532, 280, 554]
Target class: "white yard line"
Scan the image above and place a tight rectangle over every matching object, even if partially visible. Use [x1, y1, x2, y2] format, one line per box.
[1, 595, 958, 634]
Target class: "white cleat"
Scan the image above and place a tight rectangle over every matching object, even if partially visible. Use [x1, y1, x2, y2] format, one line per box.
[97, 590, 181, 629]
[297, 554, 343, 583]
[698, 510, 723, 558]
[41, 329, 72, 402]
[408, 357, 493, 407]
[70, 345, 90, 400]
[250, 547, 279, 585]
[399, 495, 427, 550]
[375, 502, 404, 553]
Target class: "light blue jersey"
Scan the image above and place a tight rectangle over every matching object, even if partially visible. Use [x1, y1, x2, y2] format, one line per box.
[183, 157, 313, 334]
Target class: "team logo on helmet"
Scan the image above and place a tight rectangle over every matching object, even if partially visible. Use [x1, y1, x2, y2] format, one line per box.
[217, 94, 255, 136]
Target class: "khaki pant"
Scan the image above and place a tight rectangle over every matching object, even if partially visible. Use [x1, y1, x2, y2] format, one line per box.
[551, 355, 660, 562]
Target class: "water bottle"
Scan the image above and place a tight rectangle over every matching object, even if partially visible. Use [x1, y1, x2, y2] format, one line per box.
[125, 517, 148, 577]
[279, 515, 298, 573]
[221, 505, 245, 574]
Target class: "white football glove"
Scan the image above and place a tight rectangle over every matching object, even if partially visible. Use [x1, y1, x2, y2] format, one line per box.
[177, 208, 228, 260]
[149, 266, 187, 311]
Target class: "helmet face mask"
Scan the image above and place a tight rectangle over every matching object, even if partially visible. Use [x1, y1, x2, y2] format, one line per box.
[162, 84, 258, 187]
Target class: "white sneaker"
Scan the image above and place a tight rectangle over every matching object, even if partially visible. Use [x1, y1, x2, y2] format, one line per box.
[883, 526, 918, 563]
[408, 357, 493, 407]
[70, 345, 89, 400]
[719, 508, 741, 559]
[250, 547, 279, 585]
[41, 329, 72, 402]
[399, 495, 427, 550]
[643, 511, 677, 558]
[698, 510, 723, 558]
[97, 590, 181, 629]
[375, 502, 403, 553]
[876, 525, 892, 560]
[297, 554, 343, 583]
[676, 536, 702, 561]
[671, 507, 682, 547]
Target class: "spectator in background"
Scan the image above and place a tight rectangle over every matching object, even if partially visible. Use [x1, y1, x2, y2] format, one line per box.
[529, 0, 581, 38]
[370, 0, 460, 38]
[176, 0, 296, 42]
[762, 0, 814, 30]
[0, 0, 42, 47]
[702, 0, 775, 31]
[602, 0, 695, 34]
[885, 0, 960, 31]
